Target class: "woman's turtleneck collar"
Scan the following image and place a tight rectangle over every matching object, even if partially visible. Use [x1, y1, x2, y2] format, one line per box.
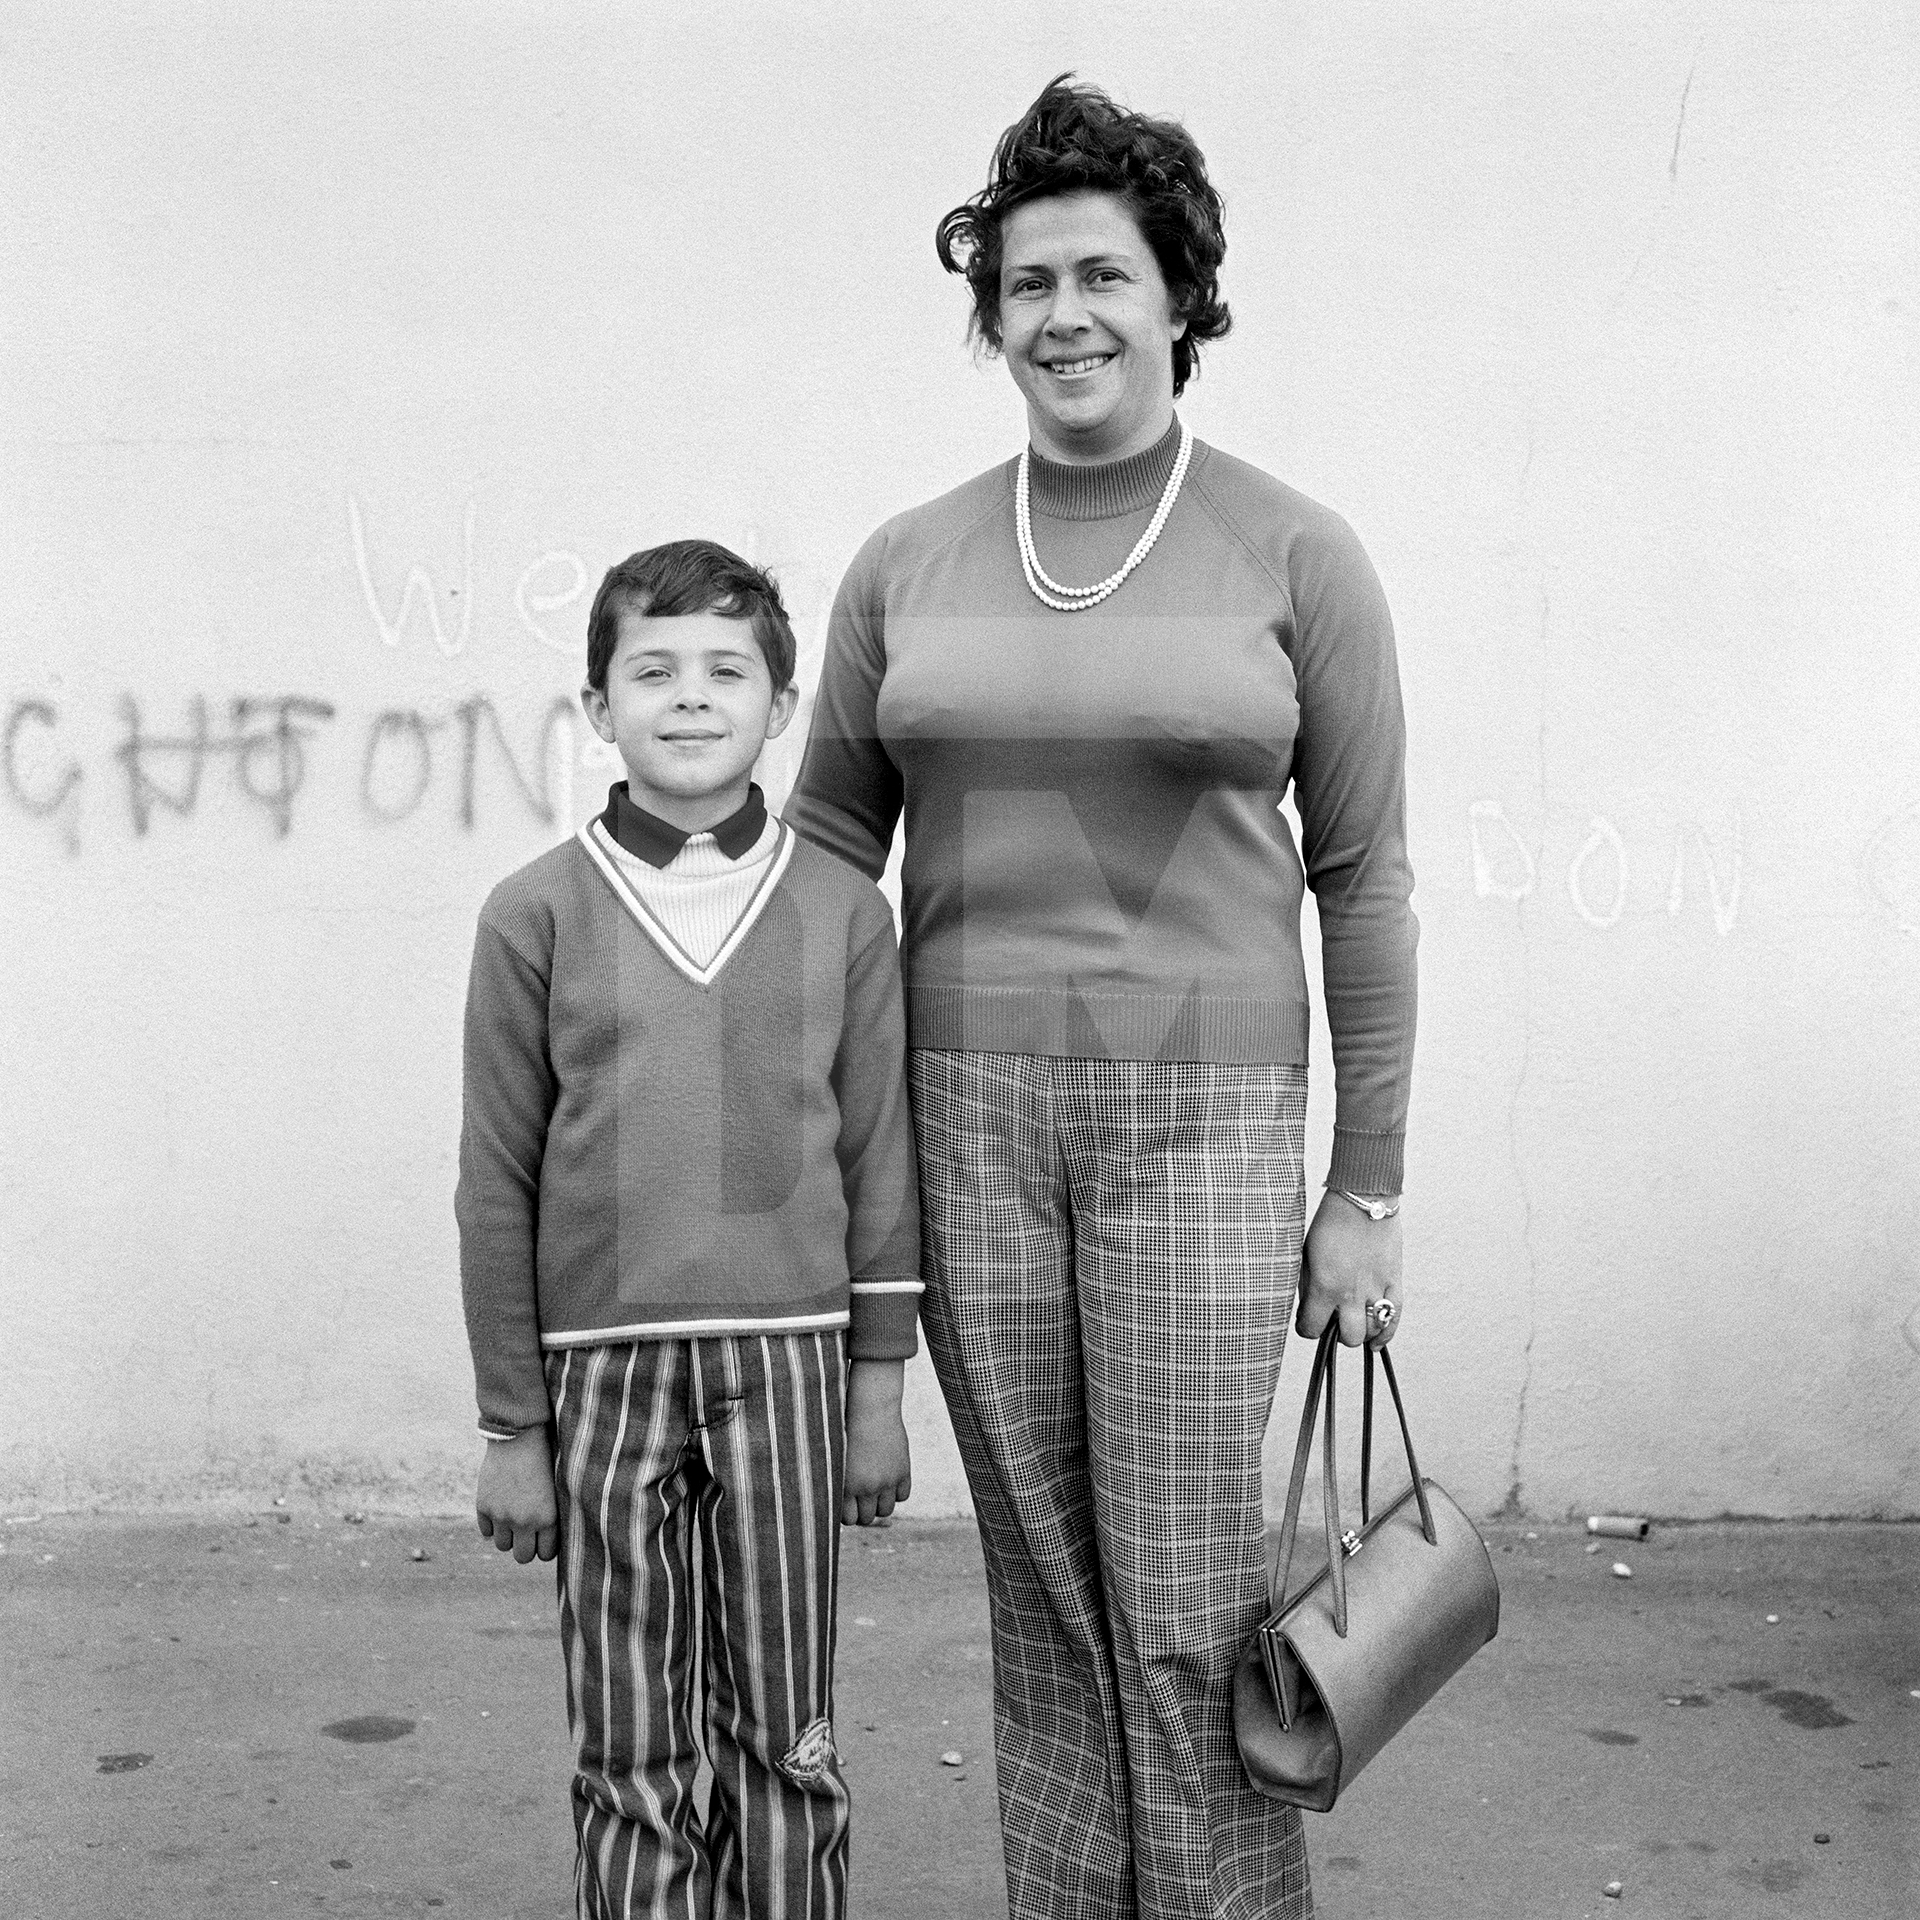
[1025, 415, 1185, 522]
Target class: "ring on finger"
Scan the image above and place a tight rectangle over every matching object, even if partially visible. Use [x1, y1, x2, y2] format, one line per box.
[1367, 1298, 1396, 1333]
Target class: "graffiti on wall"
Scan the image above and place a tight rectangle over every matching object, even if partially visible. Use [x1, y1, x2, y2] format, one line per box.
[2, 491, 841, 855]
[346, 494, 596, 661]
[1466, 797, 1919, 939]
[2, 496, 618, 854]
[343, 494, 824, 663]
[1469, 800, 1747, 934]
[4, 692, 583, 852]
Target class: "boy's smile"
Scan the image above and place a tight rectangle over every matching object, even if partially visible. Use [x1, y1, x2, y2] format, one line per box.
[581, 609, 797, 834]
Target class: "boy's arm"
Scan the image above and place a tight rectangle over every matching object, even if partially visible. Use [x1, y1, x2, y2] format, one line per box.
[831, 904, 923, 1365]
[832, 896, 921, 1526]
[455, 914, 557, 1439]
[842, 1358, 910, 1527]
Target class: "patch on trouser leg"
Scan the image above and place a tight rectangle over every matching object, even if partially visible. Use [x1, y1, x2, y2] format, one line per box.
[777, 1717, 839, 1788]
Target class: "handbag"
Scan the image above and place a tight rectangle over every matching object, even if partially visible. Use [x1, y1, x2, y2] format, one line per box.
[1233, 1323, 1500, 1810]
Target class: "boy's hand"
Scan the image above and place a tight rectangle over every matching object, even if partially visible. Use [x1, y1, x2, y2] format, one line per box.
[476, 1426, 559, 1564]
[842, 1359, 911, 1527]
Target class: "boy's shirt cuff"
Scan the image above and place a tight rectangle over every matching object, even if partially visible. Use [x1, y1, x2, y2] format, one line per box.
[848, 1279, 923, 1362]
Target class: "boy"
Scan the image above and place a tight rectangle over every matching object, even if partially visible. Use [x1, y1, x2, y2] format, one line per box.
[456, 539, 920, 1919]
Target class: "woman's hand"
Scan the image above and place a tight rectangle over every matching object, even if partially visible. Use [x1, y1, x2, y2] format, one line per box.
[1294, 1191, 1403, 1347]
[843, 1359, 912, 1526]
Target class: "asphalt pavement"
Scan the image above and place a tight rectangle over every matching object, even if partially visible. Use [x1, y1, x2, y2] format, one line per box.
[2, 1512, 1914, 1918]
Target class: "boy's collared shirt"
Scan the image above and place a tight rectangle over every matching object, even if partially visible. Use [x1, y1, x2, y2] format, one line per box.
[596, 783, 784, 970]
[603, 780, 769, 867]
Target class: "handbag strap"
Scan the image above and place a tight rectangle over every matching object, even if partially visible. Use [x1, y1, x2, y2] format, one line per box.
[1322, 1335, 1346, 1634]
[1273, 1326, 1336, 1629]
[1361, 1344, 1374, 1526]
[1376, 1340, 1438, 1545]
[1272, 1326, 1441, 1636]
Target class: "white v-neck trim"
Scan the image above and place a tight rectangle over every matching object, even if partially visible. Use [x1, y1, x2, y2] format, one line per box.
[578, 817, 795, 987]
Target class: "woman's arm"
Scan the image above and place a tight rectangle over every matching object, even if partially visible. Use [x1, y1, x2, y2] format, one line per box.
[784, 529, 904, 879]
[1285, 514, 1418, 1342]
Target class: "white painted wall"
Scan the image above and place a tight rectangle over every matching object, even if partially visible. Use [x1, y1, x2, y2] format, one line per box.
[3, 3, 1915, 1518]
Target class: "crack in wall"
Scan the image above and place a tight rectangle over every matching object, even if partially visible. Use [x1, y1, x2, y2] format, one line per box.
[1668, 58, 1697, 184]
[1500, 1003, 1539, 1517]
[1500, 588, 1551, 1517]
[1613, 48, 1705, 310]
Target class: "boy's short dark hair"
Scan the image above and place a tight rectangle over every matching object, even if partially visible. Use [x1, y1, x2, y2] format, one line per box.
[586, 540, 798, 694]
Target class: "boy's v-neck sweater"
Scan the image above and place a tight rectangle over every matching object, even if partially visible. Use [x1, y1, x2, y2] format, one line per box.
[455, 810, 922, 1437]
[786, 418, 1418, 1194]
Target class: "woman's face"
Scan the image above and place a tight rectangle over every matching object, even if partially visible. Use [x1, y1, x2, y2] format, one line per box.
[996, 190, 1186, 465]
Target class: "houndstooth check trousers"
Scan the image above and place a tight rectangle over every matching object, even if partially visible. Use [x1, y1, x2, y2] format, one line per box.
[911, 1051, 1314, 1920]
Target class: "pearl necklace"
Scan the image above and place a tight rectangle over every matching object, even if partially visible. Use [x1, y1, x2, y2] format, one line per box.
[1016, 421, 1194, 613]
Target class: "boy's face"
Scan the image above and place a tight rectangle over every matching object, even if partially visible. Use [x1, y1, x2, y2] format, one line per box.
[581, 608, 798, 832]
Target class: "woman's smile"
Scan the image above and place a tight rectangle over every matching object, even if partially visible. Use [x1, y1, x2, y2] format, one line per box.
[1041, 352, 1117, 378]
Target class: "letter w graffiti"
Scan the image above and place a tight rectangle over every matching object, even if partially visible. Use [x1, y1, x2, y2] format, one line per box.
[347, 495, 474, 658]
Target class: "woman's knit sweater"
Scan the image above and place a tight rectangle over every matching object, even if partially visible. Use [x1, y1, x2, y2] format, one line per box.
[785, 418, 1417, 1194]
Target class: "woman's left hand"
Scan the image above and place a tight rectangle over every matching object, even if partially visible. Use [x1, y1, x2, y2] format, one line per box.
[1294, 1191, 1403, 1347]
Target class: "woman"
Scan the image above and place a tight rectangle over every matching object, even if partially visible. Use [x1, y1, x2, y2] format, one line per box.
[787, 76, 1416, 1920]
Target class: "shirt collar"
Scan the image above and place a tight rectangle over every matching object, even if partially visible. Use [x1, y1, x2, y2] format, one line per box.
[599, 782, 769, 869]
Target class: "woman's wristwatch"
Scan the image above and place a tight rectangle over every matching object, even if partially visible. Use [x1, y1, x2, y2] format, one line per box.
[1330, 1188, 1401, 1221]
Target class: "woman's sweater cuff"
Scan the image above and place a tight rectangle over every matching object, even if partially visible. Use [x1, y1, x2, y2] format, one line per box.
[1328, 1127, 1404, 1197]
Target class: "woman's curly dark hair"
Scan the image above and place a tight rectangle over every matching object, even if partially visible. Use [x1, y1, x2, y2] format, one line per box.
[936, 75, 1230, 397]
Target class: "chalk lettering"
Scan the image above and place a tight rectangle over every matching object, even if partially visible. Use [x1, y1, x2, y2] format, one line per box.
[454, 694, 575, 830]
[4, 700, 82, 818]
[1469, 800, 1536, 902]
[116, 695, 211, 835]
[361, 710, 436, 822]
[515, 552, 590, 656]
[1566, 816, 1628, 928]
[347, 494, 475, 658]
[12, 690, 593, 846]
[1696, 820, 1742, 936]
[230, 697, 337, 837]
[1665, 821, 1744, 934]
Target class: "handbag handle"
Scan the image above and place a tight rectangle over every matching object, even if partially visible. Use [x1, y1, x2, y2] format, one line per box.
[1272, 1325, 1439, 1639]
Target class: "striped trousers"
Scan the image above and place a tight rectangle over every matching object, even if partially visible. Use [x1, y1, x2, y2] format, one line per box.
[911, 1051, 1313, 1920]
[546, 1334, 850, 1920]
